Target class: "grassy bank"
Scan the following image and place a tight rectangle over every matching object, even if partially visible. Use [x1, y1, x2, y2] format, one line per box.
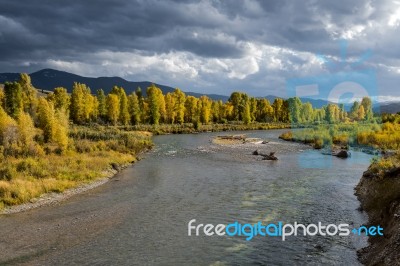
[0, 126, 152, 210]
[278, 122, 400, 151]
[126, 121, 291, 135]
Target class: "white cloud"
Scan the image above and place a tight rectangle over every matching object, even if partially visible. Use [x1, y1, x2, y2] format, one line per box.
[388, 3, 400, 27]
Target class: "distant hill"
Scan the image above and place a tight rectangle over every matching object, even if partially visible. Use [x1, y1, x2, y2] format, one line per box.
[0, 68, 229, 101]
[262, 95, 330, 109]
[374, 102, 400, 114]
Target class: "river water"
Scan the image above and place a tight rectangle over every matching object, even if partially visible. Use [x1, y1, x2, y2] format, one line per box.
[0, 130, 372, 265]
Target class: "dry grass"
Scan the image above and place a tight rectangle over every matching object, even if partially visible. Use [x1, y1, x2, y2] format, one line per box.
[0, 125, 153, 210]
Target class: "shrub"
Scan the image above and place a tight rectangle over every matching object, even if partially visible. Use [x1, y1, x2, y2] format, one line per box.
[279, 131, 293, 140]
[0, 166, 17, 181]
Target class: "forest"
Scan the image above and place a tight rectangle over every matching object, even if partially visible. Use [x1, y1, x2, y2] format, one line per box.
[0, 73, 398, 209]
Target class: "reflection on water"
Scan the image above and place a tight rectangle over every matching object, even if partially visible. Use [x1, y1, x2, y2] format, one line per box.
[0, 130, 372, 265]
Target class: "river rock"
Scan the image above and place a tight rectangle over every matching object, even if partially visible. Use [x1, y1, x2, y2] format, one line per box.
[262, 152, 278, 161]
[335, 150, 351, 158]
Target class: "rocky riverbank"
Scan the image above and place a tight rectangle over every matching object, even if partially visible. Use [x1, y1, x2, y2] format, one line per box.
[355, 164, 400, 265]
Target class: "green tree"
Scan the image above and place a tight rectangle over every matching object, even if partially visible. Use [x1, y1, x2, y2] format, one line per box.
[361, 97, 373, 121]
[243, 101, 251, 124]
[18, 73, 37, 116]
[300, 102, 313, 123]
[97, 89, 107, 120]
[350, 101, 360, 120]
[228, 92, 243, 121]
[51, 87, 70, 111]
[184, 96, 198, 123]
[272, 98, 284, 122]
[119, 88, 130, 125]
[287, 97, 302, 123]
[4, 82, 23, 118]
[249, 97, 257, 122]
[128, 92, 141, 125]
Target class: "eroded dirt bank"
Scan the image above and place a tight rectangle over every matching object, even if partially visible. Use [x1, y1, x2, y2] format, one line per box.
[355, 167, 400, 265]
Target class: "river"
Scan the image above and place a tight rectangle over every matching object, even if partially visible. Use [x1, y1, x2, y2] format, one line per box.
[0, 129, 373, 265]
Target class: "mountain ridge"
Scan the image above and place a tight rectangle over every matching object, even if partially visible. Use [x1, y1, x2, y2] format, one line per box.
[0, 68, 231, 101]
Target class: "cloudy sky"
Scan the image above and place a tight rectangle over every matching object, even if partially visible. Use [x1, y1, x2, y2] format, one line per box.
[0, 0, 400, 100]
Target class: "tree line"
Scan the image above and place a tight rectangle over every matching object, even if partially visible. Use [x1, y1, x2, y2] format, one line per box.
[0, 73, 375, 154]
[63, 81, 373, 126]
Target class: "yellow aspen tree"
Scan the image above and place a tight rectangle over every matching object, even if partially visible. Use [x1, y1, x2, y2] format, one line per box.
[18, 73, 37, 116]
[17, 112, 36, 151]
[0, 105, 18, 155]
[52, 87, 70, 111]
[199, 95, 211, 124]
[184, 96, 198, 123]
[146, 84, 163, 125]
[106, 94, 120, 125]
[173, 88, 186, 124]
[165, 93, 176, 124]
[36, 97, 56, 142]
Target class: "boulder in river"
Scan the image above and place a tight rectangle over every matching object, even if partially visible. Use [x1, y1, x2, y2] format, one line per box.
[262, 152, 278, 161]
[335, 150, 351, 158]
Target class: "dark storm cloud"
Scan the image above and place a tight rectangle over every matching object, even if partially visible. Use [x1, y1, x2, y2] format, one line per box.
[0, 0, 399, 99]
